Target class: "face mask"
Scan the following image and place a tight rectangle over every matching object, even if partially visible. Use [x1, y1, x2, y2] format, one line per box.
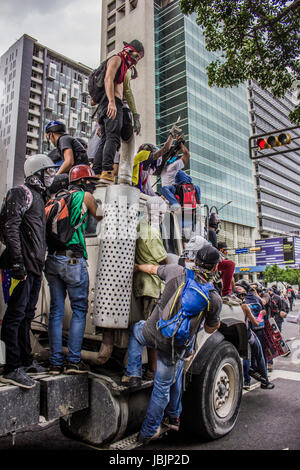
[44, 174, 55, 188]
[82, 181, 97, 194]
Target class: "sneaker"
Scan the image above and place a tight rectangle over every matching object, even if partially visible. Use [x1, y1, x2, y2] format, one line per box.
[164, 415, 180, 431]
[121, 375, 142, 388]
[65, 361, 90, 374]
[243, 381, 251, 391]
[0, 368, 36, 389]
[49, 364, 65, 375]
[22, 361, 47, 374]
[99, 171, 114, 184]
[137, 426, 161, 445]
[261, 382, 275, 390]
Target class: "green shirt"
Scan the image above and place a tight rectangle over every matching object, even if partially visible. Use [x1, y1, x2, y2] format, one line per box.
[66, 191, 88, 259]
[134, 219, 167, 298]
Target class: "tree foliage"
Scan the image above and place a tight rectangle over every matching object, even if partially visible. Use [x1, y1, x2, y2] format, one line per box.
[180, 0, 300, 123]
[264, 264, 300, 286]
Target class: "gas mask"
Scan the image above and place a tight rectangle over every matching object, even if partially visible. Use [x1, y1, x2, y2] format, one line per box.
[43, 168, 56, 188]
[81, 180, 97, 194]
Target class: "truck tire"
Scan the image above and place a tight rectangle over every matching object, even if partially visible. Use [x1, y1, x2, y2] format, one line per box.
[181, 340, 242, 440]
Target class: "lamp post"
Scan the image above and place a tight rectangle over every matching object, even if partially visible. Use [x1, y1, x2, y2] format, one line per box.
[218, 200, 232, 212]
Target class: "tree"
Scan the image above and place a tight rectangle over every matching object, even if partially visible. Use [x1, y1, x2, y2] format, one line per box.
[180, 0, 300, 123]
[264, 264, 286, 284]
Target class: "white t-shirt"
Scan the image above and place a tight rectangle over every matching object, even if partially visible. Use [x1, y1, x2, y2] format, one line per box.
[161, 159, 184, 187]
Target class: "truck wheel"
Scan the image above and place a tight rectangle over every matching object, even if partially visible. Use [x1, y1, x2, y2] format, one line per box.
[181, 340, 242, 440]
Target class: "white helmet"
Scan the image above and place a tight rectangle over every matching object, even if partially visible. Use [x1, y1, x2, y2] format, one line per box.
[24, 154, 57, 178]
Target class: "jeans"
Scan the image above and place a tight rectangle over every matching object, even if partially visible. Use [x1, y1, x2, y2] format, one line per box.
[161, 185, 181, 209]
[250, 333, 268, 383]
[1, 272, 42, 373]
[44, 255, 89, 365]
[126, 321, 184, 438]
[93, 97, 124, 174]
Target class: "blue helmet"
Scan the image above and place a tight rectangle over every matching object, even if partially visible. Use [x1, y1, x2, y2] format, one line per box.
[45, 120, 66, 134]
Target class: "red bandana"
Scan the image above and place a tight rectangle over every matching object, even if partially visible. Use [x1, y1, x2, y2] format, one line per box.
[117, 45, 140, 84]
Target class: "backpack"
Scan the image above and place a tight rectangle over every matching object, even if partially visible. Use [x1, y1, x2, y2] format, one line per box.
[45, 189, 88, 249]
[88, 57, 122, 105]
[175, 183, 200, 209]
[156, 269, 214, 352]
[247, 302, 264, 329]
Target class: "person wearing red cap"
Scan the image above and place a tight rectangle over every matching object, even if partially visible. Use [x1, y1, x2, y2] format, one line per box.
[44, 165, 103, 375]
[93, 40, 144, 184]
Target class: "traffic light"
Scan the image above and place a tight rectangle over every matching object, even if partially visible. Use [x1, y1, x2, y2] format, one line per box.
[256, 133, 291, 150]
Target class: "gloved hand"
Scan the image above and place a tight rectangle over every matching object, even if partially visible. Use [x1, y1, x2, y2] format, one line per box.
[10, 263, 27, 280]
[133, 114, 141, 135]
[169, 122, 182, 138]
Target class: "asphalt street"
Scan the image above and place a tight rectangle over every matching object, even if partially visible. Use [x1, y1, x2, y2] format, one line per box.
[0, 306, 299, 454]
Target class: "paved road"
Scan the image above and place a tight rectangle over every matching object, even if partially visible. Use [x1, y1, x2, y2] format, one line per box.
[0, 312, 299, 455]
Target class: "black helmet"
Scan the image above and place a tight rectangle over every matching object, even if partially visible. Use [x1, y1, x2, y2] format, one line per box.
[235, 279, 251, 293]
[195, 244, 221, 270]
[209, 212, 220, 229]
[138, 143, 159, 154]
[123, 39, 145, 58]
[45, 120, 66, 134]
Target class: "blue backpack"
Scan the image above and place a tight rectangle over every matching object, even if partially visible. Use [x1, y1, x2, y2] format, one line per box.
[157, 269, 214, 348]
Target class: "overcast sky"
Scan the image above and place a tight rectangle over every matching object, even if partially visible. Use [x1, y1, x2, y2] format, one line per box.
[0, 0, 102, 69]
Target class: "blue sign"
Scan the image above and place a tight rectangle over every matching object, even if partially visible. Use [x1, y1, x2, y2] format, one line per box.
[236, 248, 249, 254]
[255, 237, 300, 266]
[255, 238, 285, 265]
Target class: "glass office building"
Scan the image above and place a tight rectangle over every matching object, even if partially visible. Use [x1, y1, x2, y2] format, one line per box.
[155, 1, 257, 235]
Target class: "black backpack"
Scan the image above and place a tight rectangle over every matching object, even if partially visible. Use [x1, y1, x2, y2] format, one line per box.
[88, 56, 121, 105]
[88, 60, 108, 105]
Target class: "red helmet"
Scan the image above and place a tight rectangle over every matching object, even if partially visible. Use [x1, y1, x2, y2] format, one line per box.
[69, 164, 99, 183]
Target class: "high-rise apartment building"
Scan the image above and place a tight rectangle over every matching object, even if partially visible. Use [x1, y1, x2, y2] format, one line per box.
[248, 80, 300, 238]
[100, 0, 257, 264]
[0, 34, 93, 193]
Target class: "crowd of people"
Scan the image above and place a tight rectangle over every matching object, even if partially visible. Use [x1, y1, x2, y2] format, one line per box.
[0, 39, 296, 446]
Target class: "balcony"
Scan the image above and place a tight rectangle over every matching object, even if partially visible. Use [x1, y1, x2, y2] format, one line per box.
[32, 55, 44, 64]
[29, 97, 41, 106]
[27, 131, 39, 139]
[26, 142, 39, 151]
[32, 65, 44, 75]
[31, 75, 43, 85]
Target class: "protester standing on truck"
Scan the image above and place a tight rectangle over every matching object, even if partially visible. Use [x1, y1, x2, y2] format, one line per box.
[133, 197, 168, 379]
[0, 155, 57, 389]
[91, 40, 144, 184]
[44, 165, 103, 375]
[45, 121, 89, 175]
[122, 244, 222, 445]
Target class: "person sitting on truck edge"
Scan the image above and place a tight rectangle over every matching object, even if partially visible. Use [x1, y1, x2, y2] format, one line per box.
[122, 244, 222, 445]
[132, 136, 173, 197]
[217, 242, 235, 297]
[46, 121, 89, 176]
[92, 40, 144, 184]
[0, 155, 57, 389]
[161, 169, 201, 213]
[133, 197, 168, 379]
[234, 282, 275, 390]
[44, 165, 103, 375]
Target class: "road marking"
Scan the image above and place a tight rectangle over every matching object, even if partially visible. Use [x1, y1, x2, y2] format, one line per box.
[242, 369, 300, 395]
[269, 370, 300, 382]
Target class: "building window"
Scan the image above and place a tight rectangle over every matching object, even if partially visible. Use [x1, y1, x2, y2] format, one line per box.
[108, 1, 116, 14]
[107, 27, 116, 41]
[71, 83, 80, 99]
[107, 14, 116, 27]
[70, 98, 77, 109]
[107, 42, 115, 54]
[129, 0, 138, 10]
[47, 62, 57, 80]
